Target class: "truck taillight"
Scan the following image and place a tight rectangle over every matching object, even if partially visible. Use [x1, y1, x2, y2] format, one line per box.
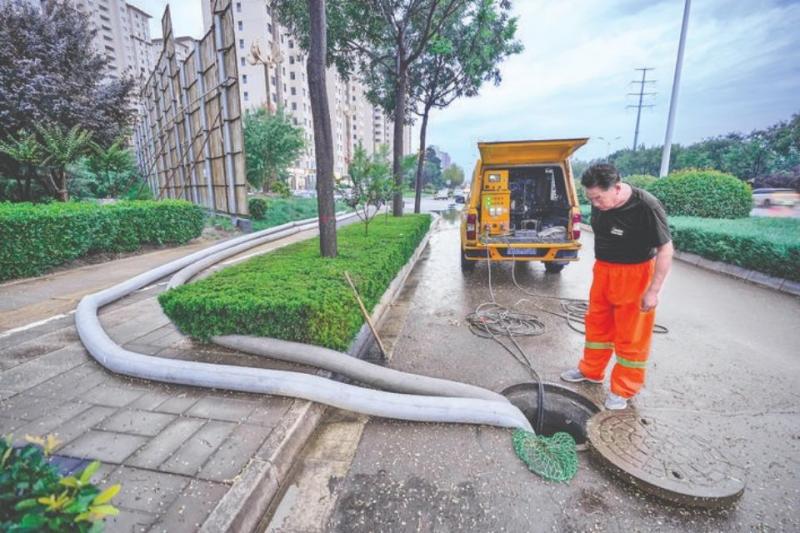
[466, 213, 477, 240]
[572, 212, 581, 240]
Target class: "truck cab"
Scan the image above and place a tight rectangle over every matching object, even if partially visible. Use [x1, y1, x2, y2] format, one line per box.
[460, 138, 588, 273]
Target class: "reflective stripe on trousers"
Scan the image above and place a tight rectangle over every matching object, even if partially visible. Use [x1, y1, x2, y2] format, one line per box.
[578, 259, 656, 398]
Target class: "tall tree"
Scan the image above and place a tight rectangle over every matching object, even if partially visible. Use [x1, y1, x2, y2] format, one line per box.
[307, 0, 338, 257]
[244, 107, 305, 192]
[0, 1, 133, 147]
[408, 0, 521, 212]
[275, 0, 470, 216]
[442, 163, 465, 187]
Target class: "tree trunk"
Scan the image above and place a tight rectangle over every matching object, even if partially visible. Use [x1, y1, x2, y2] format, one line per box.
[413, 108, 431, 214]
[392, 58, 407, 216]
[57, 170, 69, 202]
[307, 0, 337, 257]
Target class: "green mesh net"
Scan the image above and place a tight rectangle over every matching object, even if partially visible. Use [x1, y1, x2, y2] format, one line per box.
[512, 429, 579, 482]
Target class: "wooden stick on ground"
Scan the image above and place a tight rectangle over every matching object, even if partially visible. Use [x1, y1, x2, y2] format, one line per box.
[344, 271, 387, 358]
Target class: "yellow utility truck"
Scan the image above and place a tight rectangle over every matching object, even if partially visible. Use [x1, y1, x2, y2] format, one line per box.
[459, 138, 588, 273]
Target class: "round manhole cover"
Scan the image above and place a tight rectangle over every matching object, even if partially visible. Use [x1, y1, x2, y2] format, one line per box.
[587, 410, 745, 508]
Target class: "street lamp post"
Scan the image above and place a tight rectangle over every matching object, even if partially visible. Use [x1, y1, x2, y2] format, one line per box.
[660, 0, 691, 177]
[248, 40, 282, 113]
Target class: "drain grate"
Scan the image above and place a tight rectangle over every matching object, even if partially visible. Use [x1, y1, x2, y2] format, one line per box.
[587, 410, 745, 508]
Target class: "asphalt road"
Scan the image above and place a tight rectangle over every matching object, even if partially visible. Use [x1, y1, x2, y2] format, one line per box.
[267, 208, 800, 532]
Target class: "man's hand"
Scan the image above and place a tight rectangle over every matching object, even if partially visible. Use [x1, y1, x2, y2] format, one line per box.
[641, 288, 659, 311]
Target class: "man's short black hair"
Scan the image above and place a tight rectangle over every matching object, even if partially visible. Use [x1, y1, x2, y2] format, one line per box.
[581, 163, 620, 190]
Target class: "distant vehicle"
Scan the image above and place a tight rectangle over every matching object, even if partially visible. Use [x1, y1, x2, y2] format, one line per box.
[453, 194, 465, 204]
[752, 188, 800, 207]
[434, 189, 450, 200]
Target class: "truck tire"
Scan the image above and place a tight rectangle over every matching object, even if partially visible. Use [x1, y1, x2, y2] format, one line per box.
[460, 250, 475, 272]
[544, 262, 565, 274]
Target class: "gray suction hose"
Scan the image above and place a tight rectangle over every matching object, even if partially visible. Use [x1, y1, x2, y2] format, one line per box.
[75, 213, 532, 432]
[212, 335, 509, 403]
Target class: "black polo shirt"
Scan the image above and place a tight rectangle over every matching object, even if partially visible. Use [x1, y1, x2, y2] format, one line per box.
[591, 187, 671, 264]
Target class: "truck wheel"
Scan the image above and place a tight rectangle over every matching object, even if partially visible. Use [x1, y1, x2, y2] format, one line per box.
[460, 250, 475, 272]
[544, 262, 565, 274]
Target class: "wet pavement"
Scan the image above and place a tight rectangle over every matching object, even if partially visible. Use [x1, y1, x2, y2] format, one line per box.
[270, 207, 800, 532]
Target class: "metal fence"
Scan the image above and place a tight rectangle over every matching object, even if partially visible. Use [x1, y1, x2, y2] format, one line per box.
[133, 0, 247, 217]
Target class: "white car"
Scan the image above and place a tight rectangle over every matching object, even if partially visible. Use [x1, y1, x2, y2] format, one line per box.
[434, 189, 450, 200]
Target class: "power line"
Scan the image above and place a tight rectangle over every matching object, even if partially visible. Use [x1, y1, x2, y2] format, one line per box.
[627, 68, 656, 152]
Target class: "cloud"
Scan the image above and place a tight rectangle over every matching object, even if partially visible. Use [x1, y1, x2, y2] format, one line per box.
[426, 0, 800, 170]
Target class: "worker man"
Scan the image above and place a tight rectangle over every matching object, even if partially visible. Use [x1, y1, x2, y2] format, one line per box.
[561, 163, 673, 410]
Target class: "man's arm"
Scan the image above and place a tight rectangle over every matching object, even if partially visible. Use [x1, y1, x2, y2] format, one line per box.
[642, 240, 673, 311]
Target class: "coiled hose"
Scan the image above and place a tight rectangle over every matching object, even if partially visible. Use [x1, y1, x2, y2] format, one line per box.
[75, 212, 532, 432]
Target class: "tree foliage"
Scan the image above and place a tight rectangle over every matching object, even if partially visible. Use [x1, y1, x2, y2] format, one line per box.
[276, 0, 473, 215]
[574, 112, 800, 187]
[243, 107, 305, 192]
[442, 163, 465, 187]
[422, 147, 442, 188]
[0, 1, 134, 148]
[407, 0, 521, 211]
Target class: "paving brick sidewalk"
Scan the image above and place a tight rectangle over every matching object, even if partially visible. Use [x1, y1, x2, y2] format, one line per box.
[1, 281, 317, 531]
[0, 229, 342, 532]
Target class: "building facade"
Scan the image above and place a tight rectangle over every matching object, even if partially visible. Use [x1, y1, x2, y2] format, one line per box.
[66, 0, 154, 83]
[202, 0, 414, 190]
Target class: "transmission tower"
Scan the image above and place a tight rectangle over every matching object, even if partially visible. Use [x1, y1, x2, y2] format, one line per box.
[627, 68, 656, 152]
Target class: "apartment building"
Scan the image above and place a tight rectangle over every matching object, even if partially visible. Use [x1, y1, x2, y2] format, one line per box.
[151, 35, 197, 67]
[61, 0, 154, 82]
[202, 0, 413, 190]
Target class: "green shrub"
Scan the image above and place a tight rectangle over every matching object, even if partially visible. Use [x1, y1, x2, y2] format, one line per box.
[648, 169, 751, 218]
[1, 435, 120, 532]
[0, 200, 203, 281]
[669, 216, 800, 281]
[623, 174, 657, 190]
[248, 197, 267, 220]
[159, 214, 432, 350]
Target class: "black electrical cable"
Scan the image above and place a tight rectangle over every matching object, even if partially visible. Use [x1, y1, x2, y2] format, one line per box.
[465, 245, 545, 434]
[509, 257, 669, 335]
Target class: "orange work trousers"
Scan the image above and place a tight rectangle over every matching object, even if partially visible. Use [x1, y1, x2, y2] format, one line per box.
[578, 259, 656, 398]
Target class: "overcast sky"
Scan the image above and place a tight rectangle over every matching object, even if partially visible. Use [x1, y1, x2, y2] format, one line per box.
[132, 0, 800, 169]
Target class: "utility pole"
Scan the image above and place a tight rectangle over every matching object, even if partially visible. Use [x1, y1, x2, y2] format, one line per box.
[660, 0, 692, 177]
[627, 68, 655, 152]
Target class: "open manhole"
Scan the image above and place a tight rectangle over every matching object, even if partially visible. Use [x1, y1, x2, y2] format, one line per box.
[501, 382, 600, 450]
[587, 410, 746, 508]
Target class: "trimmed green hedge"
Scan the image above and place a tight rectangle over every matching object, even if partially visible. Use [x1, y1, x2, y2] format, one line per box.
[623, 174, 658, 190]
[648, 169, 751, 218]
[0, 200, 204, 281]
[159, 214, 432, 350]
[669, 217, 800, 281]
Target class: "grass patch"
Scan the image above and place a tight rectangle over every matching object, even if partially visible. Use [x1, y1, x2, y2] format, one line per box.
[159, 214, 432, 350]
[250, 196, 350, 231]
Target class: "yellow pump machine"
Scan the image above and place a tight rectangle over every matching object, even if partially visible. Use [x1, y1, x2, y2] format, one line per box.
[460, 138, 588, 273]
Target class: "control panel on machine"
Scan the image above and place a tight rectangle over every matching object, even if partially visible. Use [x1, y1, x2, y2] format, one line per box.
[481, 170, 510, 234]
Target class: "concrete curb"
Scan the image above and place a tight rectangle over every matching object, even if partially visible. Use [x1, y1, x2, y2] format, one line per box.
[581, 223, 799, 297]
[200, 215, 439, 532]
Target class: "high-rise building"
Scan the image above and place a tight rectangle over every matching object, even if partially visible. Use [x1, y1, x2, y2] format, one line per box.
[202, 0, 414, 189]
[11, 0, 156, 82]
[64, 0, 155, 83]
[150, 35, 197, 67]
